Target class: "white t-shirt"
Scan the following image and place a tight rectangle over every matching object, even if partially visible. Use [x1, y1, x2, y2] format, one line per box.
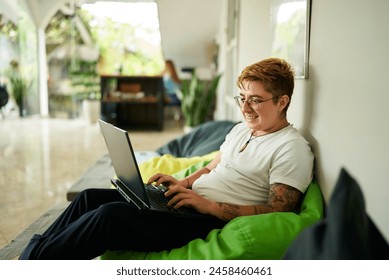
[192, 122, 314, 205]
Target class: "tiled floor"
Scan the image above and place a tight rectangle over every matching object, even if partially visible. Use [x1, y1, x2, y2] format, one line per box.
[0, 116, 183, 250]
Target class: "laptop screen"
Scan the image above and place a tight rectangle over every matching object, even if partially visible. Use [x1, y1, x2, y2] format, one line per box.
[98, 120, 148, 204]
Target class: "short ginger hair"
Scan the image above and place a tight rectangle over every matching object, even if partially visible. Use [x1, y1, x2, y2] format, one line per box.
[236, 58, 295, 112]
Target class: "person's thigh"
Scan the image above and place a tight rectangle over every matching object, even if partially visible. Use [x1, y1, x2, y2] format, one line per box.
[27, 198, 225, 259]
[109, 209, 226, 252]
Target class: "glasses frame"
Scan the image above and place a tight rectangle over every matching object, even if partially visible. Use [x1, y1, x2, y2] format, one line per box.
[233, 95, 278, 109]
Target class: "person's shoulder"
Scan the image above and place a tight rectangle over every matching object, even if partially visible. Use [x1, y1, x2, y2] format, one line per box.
[281, 125, 309, 142]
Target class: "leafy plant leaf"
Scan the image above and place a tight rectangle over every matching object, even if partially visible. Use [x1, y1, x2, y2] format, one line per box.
[180, 72, 222, 127]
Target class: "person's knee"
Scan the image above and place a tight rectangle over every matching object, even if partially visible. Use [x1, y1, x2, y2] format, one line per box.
[73, 189, 95, 205]
[94, 202, 128, 222]
[74, 188, 113, 209]
[77, 188, 99, 199]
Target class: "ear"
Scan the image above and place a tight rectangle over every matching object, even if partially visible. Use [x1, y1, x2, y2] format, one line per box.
[278, 95, 290, 112]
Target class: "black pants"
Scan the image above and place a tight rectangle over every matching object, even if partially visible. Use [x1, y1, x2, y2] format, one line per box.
[19, 188, 226, 260]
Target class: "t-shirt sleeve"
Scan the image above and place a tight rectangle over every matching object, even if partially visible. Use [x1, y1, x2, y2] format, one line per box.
[269, 139, 314, 193]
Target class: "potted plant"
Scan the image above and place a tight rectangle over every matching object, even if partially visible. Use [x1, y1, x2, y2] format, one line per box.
[8, 61, 29, 117]
[70, 61, 101, 123]
[180, 72, 222, 132]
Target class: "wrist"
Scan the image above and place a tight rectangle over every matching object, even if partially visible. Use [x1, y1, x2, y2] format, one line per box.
[179, 178, 191, 188]
[210, 201, 224, 220]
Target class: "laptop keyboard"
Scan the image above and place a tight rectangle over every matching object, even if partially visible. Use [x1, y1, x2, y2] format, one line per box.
[145, 185, 175, 211]
[144, 184, 201, 215]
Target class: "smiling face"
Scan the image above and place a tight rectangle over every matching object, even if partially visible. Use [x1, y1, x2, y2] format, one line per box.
[238, 80, 290, 135]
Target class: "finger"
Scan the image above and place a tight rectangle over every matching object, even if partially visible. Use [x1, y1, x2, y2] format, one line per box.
[152, 175, 172, 186]
[172, 197, 196, 210]
[164, 185, 187, 197]
[147, 173, 165, 184]
[156, 176, 175, 186]
[167, 192, 192, 207]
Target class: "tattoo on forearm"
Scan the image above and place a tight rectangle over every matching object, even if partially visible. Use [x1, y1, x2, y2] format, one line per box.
[218, 202, 241, 221]
[217, 183, 302, 221]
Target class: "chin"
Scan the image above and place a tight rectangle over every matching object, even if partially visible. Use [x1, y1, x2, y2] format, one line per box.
[245, 120, 261, 130]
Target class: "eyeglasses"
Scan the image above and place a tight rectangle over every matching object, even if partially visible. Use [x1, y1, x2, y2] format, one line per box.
[233, 95, 278, 109]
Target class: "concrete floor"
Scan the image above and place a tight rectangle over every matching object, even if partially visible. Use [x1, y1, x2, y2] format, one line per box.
[0, 116, 183, 251]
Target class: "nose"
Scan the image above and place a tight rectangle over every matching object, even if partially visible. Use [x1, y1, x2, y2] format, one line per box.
[241, 100, 253, 112]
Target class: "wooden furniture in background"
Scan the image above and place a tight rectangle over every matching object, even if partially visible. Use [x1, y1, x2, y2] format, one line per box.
[100, 75, 164, 130]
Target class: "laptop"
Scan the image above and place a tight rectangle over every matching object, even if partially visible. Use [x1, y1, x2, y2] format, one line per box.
[98, 119, 205, 217]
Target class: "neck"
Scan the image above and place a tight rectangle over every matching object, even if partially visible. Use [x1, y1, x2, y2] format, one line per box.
[252, 119, 289, 136]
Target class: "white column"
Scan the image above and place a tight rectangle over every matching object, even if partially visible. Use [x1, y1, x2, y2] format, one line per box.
[37, 27, 49, 117]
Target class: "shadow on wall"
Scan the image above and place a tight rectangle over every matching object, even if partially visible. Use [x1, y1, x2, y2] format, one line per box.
[297, 66, 328, 201]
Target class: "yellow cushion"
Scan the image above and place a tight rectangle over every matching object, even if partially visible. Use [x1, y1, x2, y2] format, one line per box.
[137, 151, 218, 182]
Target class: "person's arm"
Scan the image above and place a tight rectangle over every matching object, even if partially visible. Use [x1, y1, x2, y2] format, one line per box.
[166, 182, 302, 221]
[147, 152, 221, 188]
[180, 152, 221, 188]
[211, 183, 303, 221]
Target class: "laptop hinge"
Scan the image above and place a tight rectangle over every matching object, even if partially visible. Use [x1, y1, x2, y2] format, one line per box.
[111, 178, 149, 210]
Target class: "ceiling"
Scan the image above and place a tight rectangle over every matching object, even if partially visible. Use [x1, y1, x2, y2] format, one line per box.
[0, 0, 223, 69]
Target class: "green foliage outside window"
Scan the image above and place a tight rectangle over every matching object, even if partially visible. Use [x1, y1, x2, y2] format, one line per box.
[45, 8, 164, 76]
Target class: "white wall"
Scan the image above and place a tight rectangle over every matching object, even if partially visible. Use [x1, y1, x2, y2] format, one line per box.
[235, 0, 272, 122]
[237, 0, 271, 72]
[309, 0, 389, 240]
[217, 0, 389, 241]
[157, 0, 223, 70]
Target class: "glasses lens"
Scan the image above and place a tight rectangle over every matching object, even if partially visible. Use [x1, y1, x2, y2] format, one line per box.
[234, 96, 243, 107]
